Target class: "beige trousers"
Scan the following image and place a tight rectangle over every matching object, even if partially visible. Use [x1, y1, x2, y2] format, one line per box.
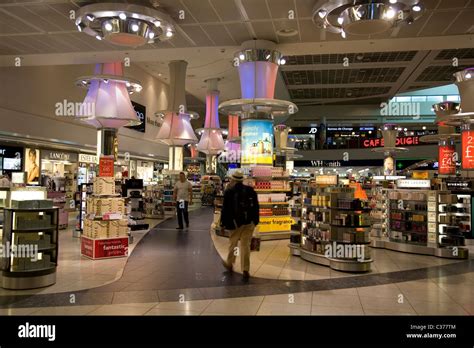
[226, 223, 254, 272]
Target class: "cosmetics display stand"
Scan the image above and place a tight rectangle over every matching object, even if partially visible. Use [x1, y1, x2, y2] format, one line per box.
[143, 185, 164, 219]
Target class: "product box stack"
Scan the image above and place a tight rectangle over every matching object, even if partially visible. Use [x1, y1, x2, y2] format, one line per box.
[81, 157, 129, 260]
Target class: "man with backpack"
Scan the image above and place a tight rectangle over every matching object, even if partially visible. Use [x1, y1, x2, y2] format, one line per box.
[220, 170, 259, 280]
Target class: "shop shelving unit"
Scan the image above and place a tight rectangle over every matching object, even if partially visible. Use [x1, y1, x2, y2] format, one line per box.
[372, 184, 469, 259]
[369, 186, 388, 238]
[75, 183, 93, 237]
[143, 185, 164, 219]
[1, 207, 59, 289]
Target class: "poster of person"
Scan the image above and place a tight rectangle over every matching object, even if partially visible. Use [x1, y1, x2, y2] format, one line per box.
[25, 148, 40, 185]
[384, 156, 395, 176]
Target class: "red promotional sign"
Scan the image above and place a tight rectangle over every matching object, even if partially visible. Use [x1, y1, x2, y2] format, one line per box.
[462, 130, 474, 170]
[99, 156, 115, 177]
[81, 236, 128, 259]
[363, 136, 420, 148]
[438, 145, 456, 175]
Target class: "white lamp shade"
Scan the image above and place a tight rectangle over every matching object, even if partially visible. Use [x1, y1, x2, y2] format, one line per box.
[156, 112, 198, 146]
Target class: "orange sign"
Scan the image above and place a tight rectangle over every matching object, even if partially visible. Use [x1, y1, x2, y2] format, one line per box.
[462, 130, 474, 170]
[99, 156, 115, 177]
[439, 145, 456, 175]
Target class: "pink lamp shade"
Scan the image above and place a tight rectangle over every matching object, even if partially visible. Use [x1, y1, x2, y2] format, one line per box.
[197, 84, 225, 155]
[156, 112, 198, 146]
[77, 62, 140, 129]
[238, 61, 278, 99]
[189, 144, 199, 158]
[227, 114, 239, 141]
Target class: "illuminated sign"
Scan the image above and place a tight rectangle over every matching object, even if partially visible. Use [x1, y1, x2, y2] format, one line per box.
[363, 136, 420, 148]
[241, 119, 273, 165]
[79, 153, 98, 164]
[438, 145, 456, 175]
[397, 179, 430, 188]
[462, 130, 474, 170]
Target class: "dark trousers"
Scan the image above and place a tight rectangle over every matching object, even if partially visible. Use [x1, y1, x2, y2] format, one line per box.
[176, 201, 189, 228]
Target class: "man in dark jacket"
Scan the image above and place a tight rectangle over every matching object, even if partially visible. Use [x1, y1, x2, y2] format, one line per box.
[220, 170, 259, 280]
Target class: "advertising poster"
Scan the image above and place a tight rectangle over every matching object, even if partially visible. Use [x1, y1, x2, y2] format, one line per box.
[0, 146, 23, 173]
[25, 148, 40, 185]
[461, 130, 474, 170]
[438, 145, 456, 175]
[384, 156, 395, 176]
[241, 119, 273, 165]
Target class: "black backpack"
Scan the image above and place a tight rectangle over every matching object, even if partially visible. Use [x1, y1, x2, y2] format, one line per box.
[232, 185, 256, 228]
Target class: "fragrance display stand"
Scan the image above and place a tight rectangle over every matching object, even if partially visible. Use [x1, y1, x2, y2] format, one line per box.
[143, 185, 164, 219]
[371, 180, 469, 259]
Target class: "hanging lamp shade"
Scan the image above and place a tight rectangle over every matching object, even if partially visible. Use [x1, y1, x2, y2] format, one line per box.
[226, 114, 241, 153]
[156, 60, 198, 146]
[75, 62, 141, 129]
[197, 79, 225, 155]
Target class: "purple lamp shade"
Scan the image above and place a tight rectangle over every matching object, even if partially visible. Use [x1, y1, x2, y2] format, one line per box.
[197, 89, 225, 154]
[238, 61, 278, 99]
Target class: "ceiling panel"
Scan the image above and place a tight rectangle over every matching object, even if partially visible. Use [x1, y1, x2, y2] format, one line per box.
[415, 65, 471, 82]
[202, 24, 236, 45]
[182, 0, 220, 23]
[179, 25, 215, 46]
[436, 0, 471, 9]
[418, 11, 459, 36]
[2, 6, 62, 32]
[209, 0, 243, 21]
[289, 86, 391, 99]
[266, 0, 295, 19]
[435, 48, 474, 60]
[28, 4, 76, 31]
[225, 23, 253, 44]
[251, 21, 278, 42]
[443, 8, 474, 35]
[157, 0, 196, 24]
[0, 10, 37, 34]
[295, 18, 320, 42]
[421, 0, 441, 10]
[241, 0, 271, 20]
[165, 29, 192, 47]
[396, 13, 431, 37]
[295, 0, 315, 17]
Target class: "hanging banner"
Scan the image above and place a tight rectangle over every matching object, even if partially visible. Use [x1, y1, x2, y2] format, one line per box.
[438, 145, 456, 175]
[241, 119, 273, 165]
[462, 130, 474, 170]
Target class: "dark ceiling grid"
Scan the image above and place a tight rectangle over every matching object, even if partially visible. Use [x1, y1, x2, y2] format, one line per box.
[435, 48, 474, 60]
[415, 64, 472, 82]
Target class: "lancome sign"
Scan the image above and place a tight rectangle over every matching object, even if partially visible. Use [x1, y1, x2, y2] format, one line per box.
[42, 150, 78, 162]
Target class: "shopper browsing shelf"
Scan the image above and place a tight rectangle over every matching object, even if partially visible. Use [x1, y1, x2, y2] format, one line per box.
[173, 172, 193, 230]
[221, 170, 260, 281]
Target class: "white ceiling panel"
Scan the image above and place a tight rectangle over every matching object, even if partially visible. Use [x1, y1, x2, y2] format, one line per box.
[252, 21, 278, 42]
[181, 0, 221, 23]
[209, 0, 243, 21]
[242, 0, 271, 20]
[418, 11, 459, 36]
[225, 23, 253, 44]
[202, 24, 236, 45]
[266, 0, 296, 19]
[179, 25, 215, 46]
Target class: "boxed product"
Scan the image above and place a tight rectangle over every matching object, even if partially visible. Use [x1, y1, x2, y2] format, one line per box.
[93, 177, 115, 195]
[95, 198, 113, 215]
[111, 198, 125, 214]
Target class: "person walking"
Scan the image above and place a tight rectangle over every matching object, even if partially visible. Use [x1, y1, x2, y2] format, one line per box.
[173, 172, 193, 230]
[220, 170, 259, 281]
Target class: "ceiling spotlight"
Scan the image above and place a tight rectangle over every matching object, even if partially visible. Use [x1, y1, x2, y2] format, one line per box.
[86, 14, 95, 21]
[132, 13, 139, 18]
[77, 24, 82, 32]
[368, 130, 372, 134]
[265, 54, 271, 59]
[341, 30, 346, 39]
[105, 23, 113, 31]
[95, 35, 102, 40]
[422, 126, 427, 130]
[126, 82, 131, 87]
[404, 128, 407, 132]
[119, 13, 127, 20]
[239, 53, 245, 60]
[166, 30, 173, 37]
[318, 10, 327, 18]
[389, 0, 397, 3]
[412, 4, 422, 12]
[154, 20, 161, 27]
[337, 16, 344, 25]
[131, 23, 139, 32]
[149, 32, 155, 39]
[280, 58, 286, 65]
[81, 80, 87, 85]
[385, 7, 396, 19]
[103, 79, 109, 84]
[466, 72, 472, 79]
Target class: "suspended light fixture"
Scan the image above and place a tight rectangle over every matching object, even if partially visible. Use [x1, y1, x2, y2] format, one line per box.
[313, 1, 425, 37]
[75, 3, 175, 47]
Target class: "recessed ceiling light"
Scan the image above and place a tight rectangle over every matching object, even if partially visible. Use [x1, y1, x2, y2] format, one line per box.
[166, 30, 173, 37]
[318, 10, 327, 18]
[279, 58, 286, 65]
[239, 53, 245, 60]
[412, 4, 422, 12]
[422, 126, 426, 130]
[154, 20, 161, 27]
[119, 13, 127, 20]
[149, 32, 155, 39]
[105, 23, 113, 31]
[86, 14, 95, 21]
[404, 128, 408, 132]
[276, 28, 298, 37]
[131, 23, 139, 32]
[103, 79, 109, 84]
[337, 16, 344, 25]
[341, 30, 346, 38]
[466, 72, 472, 79]
[132, 13, 139, 18]
[389, 0, 397, 3]
[77, 24, 82, 32]
[95, 35, 102, 40]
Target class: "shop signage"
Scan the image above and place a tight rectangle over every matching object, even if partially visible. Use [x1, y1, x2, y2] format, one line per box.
[241, 119, 273, 165]
[438, 145, 456, 175]
[125, 101, 146, 133]
[412, 171, 429, 180]
[154, 162, 164, 171]
[327, 127, 354, 131]
[99, 157, 114, 177]
[81, 236, 129, 259]
[42, 150, 78, 162]
[461, 130, 474, 170]
[373, 176, 406, 180]
[258, 216, 294, 233]
[294, 159, 383, 167]
[362, 136, 420, 148]
[289, 127, 319, 134]
[397, 179, 431, 188]
[0, 145, 23, 171]
[79, 153, 98, 164]
[445, 180, 472, 190]
[315, 175, 338, 185]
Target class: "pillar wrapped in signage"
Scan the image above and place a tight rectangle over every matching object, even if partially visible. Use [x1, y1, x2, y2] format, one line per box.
[372, 124, 408, 174]
[438, 141, 457, 174]
[219, 40, 298, 166]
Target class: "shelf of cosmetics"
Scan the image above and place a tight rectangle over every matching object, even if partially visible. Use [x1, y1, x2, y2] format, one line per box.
[9, 232, 55, 272]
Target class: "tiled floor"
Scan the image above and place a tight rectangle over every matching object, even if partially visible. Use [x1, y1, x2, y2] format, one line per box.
[0, 208, 472, 316]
